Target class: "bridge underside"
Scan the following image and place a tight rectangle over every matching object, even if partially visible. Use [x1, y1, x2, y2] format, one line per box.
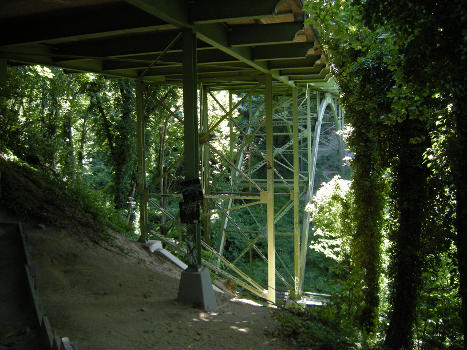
[0, 0, 342, 306]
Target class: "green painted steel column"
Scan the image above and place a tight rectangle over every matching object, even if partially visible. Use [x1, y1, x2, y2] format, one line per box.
[299, 85, 312, 293]
[177, 31, 216, 312]
[265, 74, 275, 304]
[248, 94, 253, 277]
[300, 89, 327, 293]
[182, 30, 201, 268]
[136, 79, 147, 242]
[229, 91, 234, 161]
[292, 86, 300, 297]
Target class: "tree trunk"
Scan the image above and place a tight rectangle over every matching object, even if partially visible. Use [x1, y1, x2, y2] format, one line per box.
[63, 112, 75, 181]
[384, 118, 429, 350]
[78, 113, 88, 169]
[350, 125, 383, 334]
[93, 81, 135, 210]
[94, 94, 115, 157]
[158, 119, 168, 235]
[127, 180, 137, 224]
[113, 80, 134, 210]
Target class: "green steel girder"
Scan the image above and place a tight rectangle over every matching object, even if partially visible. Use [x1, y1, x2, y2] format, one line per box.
[125, 0, 189, 29]
[1, 1, 335, 94]
[253, 42, 312, 61]
[182, 30, 201, 269]
[268, 57, 323, 70]
[50, 23, 308, 66]
[0, 3, 169, 47]
[249, 129, 308, 174]
[123, 0, 295, 87]
[265, 74, 276, 304]
[195, 23, 292, 87]
[109, 66, 256, 82]
[102, 51, 241, 71]
[292, 86, 300, 297]
[190, 0, 287, 23]
[53, 31, 191, 58]
[229, 22, 304, 47]
[211, 200, 290, 290]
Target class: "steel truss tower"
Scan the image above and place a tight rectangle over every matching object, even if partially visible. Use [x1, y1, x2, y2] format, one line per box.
[145, 82, 344, 305]
[1, 0, 344, 310]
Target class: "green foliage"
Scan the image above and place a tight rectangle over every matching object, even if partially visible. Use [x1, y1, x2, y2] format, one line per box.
[0, 155, 132, 237]
[0, 66, 91, 173]
[309, 176, 352, 262]
[272, 306, 358, 349]
[304, 1, 464, 348]
[308, 174, 388, 336]
[0, 65, 185, 237]
[414, 249, 463, 350]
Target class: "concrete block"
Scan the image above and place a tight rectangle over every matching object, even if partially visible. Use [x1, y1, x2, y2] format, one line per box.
[146, 240, 162, 253]
[177, 267, 218, 312]
[62, 337, 78, 350]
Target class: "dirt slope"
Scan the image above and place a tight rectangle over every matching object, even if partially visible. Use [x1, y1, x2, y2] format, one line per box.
[0, 208, 294, 350]
[0, 158, 295, 350]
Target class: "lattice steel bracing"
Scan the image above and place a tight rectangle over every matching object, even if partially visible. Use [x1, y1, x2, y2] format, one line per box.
[147, 84, 344, 303]
[1, 0, 343, 307]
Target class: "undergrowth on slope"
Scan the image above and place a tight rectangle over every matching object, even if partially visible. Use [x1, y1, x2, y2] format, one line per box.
[272, 303, 359, 350]
[0, 154, 134, 239]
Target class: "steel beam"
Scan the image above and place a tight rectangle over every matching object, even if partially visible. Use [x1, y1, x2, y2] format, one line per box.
[195, 24, 293, 87]
[207, 86, 258, 135]
[125, 0, 295, 87]
[299, 86, 314, 293]
[0, 3, 169, 47]
[265, 74, 276, 304]
[209, 145, 263, 192]
[213, 97, 259, 261]
[178, 29, 217, 312]
[182, 30, 201, 268]
[298, 90, 335, 293]
[55, 30, 187, 58]
[292, 86, 300, 297]
[253, 43, 312, 61]
[190, 0, 284, 23]
[229, 22, 304, 46]
[125, 0, 189, 29]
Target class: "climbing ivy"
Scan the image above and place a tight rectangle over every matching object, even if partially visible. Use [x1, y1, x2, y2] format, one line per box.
[304, 0, 465, 348]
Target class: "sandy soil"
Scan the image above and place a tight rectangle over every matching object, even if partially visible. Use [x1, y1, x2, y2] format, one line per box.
[14, 220, 295, 350]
